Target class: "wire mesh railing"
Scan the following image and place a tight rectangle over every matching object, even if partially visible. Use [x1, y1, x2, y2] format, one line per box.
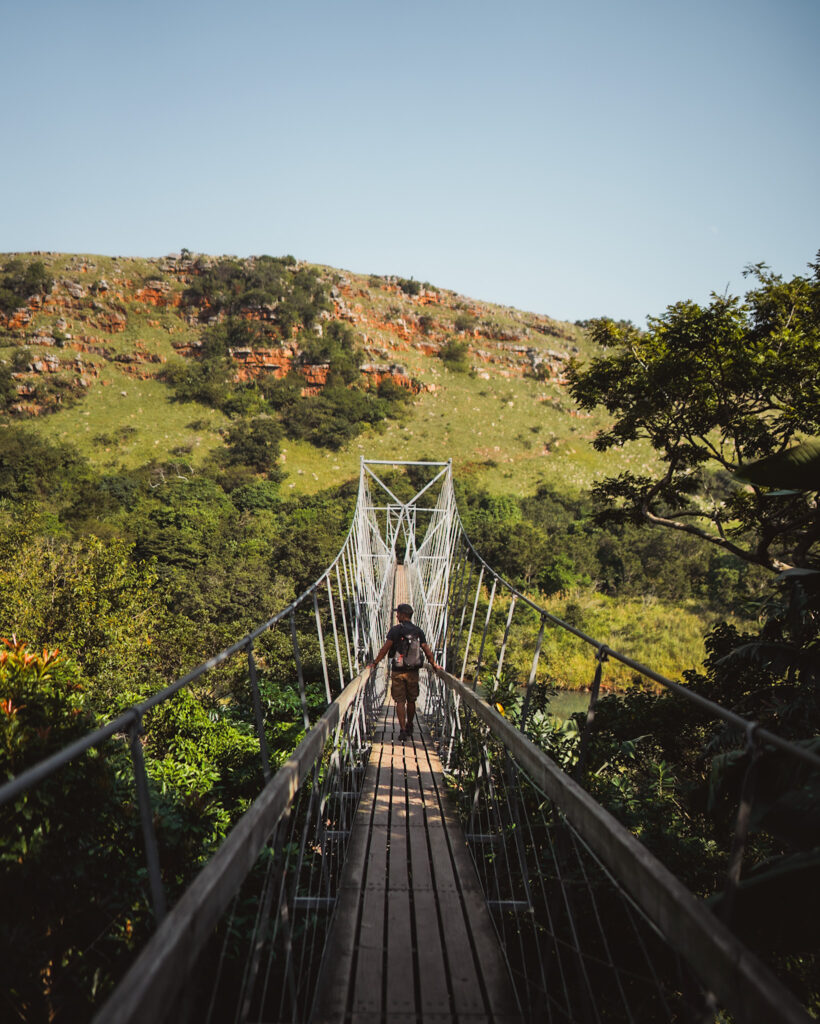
[95, 665, 386, 1024]
[0, 460, 393, 1022]
[423, 668, 813, 1024]
[403, 475, 819, 1022]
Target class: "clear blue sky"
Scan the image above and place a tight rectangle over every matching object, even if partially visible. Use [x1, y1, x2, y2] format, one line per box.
[2, 0, 817, 325]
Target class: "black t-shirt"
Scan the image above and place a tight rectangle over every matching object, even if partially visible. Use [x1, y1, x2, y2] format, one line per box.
[386, 621, 427, 663]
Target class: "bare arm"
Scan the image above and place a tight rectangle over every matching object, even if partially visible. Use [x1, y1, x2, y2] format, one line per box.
[369, 640, 393, 668]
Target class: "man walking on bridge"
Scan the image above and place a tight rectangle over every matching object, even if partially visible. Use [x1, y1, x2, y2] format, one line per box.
[369, 603, 441, 741]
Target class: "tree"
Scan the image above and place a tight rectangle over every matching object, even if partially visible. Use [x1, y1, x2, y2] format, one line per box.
[568, 258, 820, 572]
[0, 361, 17, 411]
[0, 536, 163, 714]
[223, 416, 284, 476]
[566, 260, 820, 1009]
[0, 258, 53, 315]
[0, 641, 145, 1020]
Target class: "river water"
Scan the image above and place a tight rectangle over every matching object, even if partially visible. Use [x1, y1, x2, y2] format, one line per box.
[546, 689, 591, 721]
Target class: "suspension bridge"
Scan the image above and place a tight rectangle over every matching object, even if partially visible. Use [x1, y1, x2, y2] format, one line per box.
[2, 459, 818, 1023]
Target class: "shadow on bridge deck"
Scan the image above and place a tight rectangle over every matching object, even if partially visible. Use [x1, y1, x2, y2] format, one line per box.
[313, 700, 522, 1023]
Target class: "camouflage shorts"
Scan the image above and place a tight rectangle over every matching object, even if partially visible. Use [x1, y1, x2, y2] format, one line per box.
[391, 669, 420, 703]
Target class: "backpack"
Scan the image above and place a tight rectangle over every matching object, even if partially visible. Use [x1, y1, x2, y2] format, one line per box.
[394, 630, 425, 670]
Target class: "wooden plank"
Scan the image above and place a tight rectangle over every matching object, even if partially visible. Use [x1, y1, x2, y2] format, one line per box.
[441, 827, 483, 895]
[405, 741, 427, 819]
[407, 815, 434, 892]
[348, 1017, 415, 1024]
[426, 826, 458, 892]
[355, 753, 382, 809]
[412, 889, 450, 1016]
[434, 889, 488, 1016]
[459, 885, 520, 1016]
[351, 939, 383, 1016]
[371, 750, 393, 827]
[404, 772, 427, 829]
[364, 826, 388, 890]
[358, 880, 387, 939]
[349, 1015, 415, 1024]
[388, 824, 410, 891]
[414, 765, 446, 825]
[384, 888, 416, 1016]
[389, 762, 408, 829]
[352, 884, 385, 1018]
[413, 748, 450, 826]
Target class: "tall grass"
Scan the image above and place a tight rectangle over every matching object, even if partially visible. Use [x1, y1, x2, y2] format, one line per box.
[461, 588, 751, 694]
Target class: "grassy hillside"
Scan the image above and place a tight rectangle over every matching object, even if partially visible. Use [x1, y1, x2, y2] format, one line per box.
[3, 251, 754, 690]
[0, 251, 655, 496]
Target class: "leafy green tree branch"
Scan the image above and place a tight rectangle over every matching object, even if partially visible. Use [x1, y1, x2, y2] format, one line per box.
[568, 257, 820, 572]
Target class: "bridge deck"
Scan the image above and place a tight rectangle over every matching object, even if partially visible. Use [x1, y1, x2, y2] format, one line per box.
[312, 699, 521, 1023]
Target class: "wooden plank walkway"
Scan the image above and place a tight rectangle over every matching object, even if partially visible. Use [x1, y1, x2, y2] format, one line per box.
[312, 698, 522, 1024]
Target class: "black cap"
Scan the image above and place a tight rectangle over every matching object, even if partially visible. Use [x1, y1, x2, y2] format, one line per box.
[394, 603, 413, 618]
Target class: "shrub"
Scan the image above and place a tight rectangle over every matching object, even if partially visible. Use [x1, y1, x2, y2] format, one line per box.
[397, 277, 420, 296]
[376, 376, 412, 403]
[439, 339, 470, 372]
[280, 385, 388, 450]
[298, 320, 362, 384]
[181, 256, 330, 337]
[162, 356, 233, 408]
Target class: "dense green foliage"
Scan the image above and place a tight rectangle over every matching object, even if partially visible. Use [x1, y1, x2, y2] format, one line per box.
[0, 258, 53, 315]
[0, 362, 18, 413]
[458, 480, 768, 609]
[0, 638, 269, 1020]
[0, 418, 353, 1017]
[560, 257, 820, 1010]
[163, 315, 411, 451]
[568, 258, 820, 572]
[182, 254, 330, 331]
[453, 312, 476, 333]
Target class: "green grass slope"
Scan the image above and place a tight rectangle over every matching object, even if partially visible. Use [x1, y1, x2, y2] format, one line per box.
[0, 251, 654, 496]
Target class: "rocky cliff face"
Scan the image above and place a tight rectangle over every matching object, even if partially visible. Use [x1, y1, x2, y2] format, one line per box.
[0, 253, 580, 417]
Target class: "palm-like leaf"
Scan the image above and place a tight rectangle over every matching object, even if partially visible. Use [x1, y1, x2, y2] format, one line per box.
[736, 440, 820, 490]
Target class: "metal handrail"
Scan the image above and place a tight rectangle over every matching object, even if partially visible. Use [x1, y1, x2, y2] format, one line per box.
[428, 666, 813, 1024]
[93, 666, 382, 1024]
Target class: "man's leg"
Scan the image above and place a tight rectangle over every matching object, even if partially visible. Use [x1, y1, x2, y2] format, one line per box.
[405, 672, 420, 735]
[392, 673, 409, 736]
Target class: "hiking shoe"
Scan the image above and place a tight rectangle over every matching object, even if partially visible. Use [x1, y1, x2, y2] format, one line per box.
[398, 729, 408, 741]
